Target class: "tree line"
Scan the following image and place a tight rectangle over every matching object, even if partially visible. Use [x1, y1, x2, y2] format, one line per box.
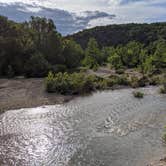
[0, 15, 165, 78]
[0, 16, 83, 77]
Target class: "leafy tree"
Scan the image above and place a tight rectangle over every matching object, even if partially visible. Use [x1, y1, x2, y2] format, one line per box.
[82, 55, 98, 69]
[85, 38, 101, 64]
[108, 52, 122, 69]
[24, 52, 50, 77]
[122, 41, 143, 68]
[62, 39, 84, 68]
[153, 39, 166, 68]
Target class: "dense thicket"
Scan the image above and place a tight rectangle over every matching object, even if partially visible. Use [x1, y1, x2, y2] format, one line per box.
[68, 23, 166, 48]
[0, 16, 83, 77]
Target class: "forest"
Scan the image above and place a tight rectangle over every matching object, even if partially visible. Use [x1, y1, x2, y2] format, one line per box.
[0, 15, 166, 94]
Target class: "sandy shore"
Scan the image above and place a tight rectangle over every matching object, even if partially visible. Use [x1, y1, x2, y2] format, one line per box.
[0, 78, 74, 111]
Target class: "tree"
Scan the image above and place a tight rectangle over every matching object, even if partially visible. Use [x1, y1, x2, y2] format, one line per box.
[121, 41, 143, 68]
[153, 39, 166, 69]
[62, 40, 84, 68]
[108, 52, 122, 69]
[82, 55, 98, 69]
[85, 38, 101, 64]
[24, 52, 50, 77]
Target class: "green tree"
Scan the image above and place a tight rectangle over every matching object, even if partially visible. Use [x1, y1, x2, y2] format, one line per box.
[122, 41, 143, 68]
[153, 40, 166, 69]
[85, 38, 101, 64]
[24, 52, 50, 77]
[108, 52, 122, 69]
[62, 40, 84, 68]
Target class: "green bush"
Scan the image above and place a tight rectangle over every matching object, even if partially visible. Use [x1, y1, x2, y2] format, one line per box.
[109, 75, 129, 86]
[160, 86, 166, 94]
[129, 76, 147, 88]
[149, 75, 161, 85]
[24, 52, 50, 77]
[133, 91, 144, 98]
[45, 72, 96, 94]
[160, 74, 166, 94]
[116, 69, 125, 74]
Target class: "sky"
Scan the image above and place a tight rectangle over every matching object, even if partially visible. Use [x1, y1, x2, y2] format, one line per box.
[0, 0, 166, 24]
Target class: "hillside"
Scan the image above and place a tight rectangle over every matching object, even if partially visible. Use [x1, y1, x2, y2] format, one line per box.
[68, 23, 166, 48]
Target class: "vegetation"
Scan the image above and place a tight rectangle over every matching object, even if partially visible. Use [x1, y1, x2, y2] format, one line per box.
[160, 74, 166, 94]
[0, 16, 83, 78]
[45, 72, 131, 94]
[133, 91, 144, 98]
[0, 15, 165, 94]
[163, 126, 166, 143]
[68, 23, 166, 49]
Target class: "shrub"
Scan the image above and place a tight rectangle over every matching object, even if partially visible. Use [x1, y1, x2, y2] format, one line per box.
[24, 52, 50, 77]
[160, 74, 166, 94]
[109, 75, 129, 86]
[163, 133, 166, 143]
[149, 75, 161, 85]
[133, 91, 144, 98]
[116, 69, 125, 75]
[45, 72, 96, 94]
[129, 76, 147, 88]
[160, 86, 166, 94]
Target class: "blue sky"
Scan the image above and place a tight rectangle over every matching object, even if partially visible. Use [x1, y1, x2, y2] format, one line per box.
[0, 0, 166, 24]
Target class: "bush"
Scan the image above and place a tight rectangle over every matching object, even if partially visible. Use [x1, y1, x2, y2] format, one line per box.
[160, 74, 166, 94]
[24, 52, 50, 77]
[133, 91, 144, 98]
[129, 76, 147, 88]
[149, 75, 161, 85]
[116, 69, 125, 74]
[160, 86, 166, 94]
[109, 75, 129, 86]
[45, 72, 96, 94]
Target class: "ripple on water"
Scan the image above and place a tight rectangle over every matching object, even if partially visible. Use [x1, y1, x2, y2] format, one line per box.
[0, 86, 166, 166]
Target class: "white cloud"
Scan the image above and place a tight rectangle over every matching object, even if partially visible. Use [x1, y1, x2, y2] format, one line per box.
[0, 0, 166, 23]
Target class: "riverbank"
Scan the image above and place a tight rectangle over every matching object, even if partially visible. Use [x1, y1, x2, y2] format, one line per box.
[0, 78, 74, 111]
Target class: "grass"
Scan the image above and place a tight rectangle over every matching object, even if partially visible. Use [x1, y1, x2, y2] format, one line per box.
[133, 91, 144, 98]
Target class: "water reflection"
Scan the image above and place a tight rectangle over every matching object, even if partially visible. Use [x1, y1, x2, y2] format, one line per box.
[0, 87, 166, 166]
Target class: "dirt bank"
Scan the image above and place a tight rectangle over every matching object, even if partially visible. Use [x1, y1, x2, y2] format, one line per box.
[0, 78, 74, 111]
[148, 157, 166, 166]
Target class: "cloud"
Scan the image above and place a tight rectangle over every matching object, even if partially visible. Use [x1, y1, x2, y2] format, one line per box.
[0, 3, 115, 35]
[0, 0, 166, 32]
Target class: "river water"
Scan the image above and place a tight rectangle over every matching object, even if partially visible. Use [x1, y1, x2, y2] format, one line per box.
[0, 87, 166, 166]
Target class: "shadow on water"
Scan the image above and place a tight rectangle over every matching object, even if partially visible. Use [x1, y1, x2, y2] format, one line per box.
[0, 86, 166, 166]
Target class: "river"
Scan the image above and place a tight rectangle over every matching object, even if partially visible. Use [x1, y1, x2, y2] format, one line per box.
[0, 87, 166, 166]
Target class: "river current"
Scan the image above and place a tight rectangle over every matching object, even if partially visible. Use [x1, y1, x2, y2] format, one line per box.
[0, 87, 166, 166]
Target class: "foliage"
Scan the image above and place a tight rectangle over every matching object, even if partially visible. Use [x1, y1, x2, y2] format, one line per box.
[133, 91, 144, 98]
[0, 15, 165, 78]
[24, 52, 50, 77]
[45, 72, 95, 94]
[108, 52, 122, 69]
[160, 73, 166, 94]
[69, 23, 166, 49]
[62, 39, 84, 69]
[0, 16, 83, 77]
[45, 72, 130, 95]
